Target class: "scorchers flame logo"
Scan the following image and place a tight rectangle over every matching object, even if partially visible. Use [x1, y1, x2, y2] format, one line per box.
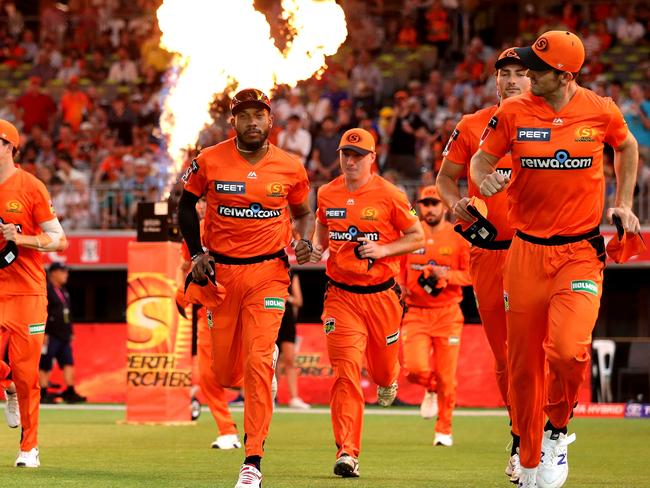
[535, 37, 548, 51]
[347, 132, 361, 143]
[127, 273, 177, 351]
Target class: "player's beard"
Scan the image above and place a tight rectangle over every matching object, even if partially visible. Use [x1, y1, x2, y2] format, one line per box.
[236, 128, 270, 151]
[424, 214, 442, 226]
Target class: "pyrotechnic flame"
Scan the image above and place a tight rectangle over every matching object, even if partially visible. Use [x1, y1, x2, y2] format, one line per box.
[157, 0, 347, 174]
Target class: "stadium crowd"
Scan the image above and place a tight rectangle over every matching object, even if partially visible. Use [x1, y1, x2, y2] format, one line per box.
[0, 0, 649, 229]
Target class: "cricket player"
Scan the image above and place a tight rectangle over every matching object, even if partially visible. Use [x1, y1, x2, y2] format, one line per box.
[310, 128, 424, 478]
[0, 119, 67, 467]
[178, 89, 314, 488]
[400, 185, 471, 448]
[470, 31, 640, 488]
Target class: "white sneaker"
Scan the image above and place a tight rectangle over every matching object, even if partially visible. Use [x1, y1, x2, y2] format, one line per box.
[420, 391, 438, 419]
[333, 454, 360, 478]
[4, 390, 20, 428]
[288, 397, 310, 409]
[506, 447, 522, 484]
[15, 447, 40, 468]
[234, 463, 262, 488]
[518, 466, 538, 488]
[377, 382, 398, 407]
[537, 431, 576, 488]
[211, 434, 242, 449]
[434, 432, 453, 447]
[271, 345, 279, 402]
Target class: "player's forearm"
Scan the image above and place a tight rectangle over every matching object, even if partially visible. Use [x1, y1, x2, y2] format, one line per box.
[445, 269, 473, 287]
[470, 151, 497, 189]
[437, 161, 463, 209]
[292, 210, 315, 243]
[614, 135, 639, 208]
[178, 190, 203, 256]
[16, 233, 67, 252]
[381, 224, 424, 258]
[312, 221, 329, 252]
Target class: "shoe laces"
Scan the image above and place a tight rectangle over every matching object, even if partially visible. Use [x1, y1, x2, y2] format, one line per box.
[542, 432, 576, 467]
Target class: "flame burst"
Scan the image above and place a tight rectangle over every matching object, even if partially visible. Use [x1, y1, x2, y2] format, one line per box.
[157, 0, 348, 173]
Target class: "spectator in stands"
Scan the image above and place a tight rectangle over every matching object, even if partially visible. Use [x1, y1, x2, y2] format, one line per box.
[0, 93, 19, 127]
[425, 0, 451, 52]
[305, 84, 332, 131]
[57, 53, 82, 84]
[40, 39, 63, 70]
[39, 263, 87, 404]
[350, 50, 383, 102]
[1, 35, 25, 69]
[55, 124, 78, 159]
[621, 83, 650, 160]
[278, 114, 312, 165]
[397, 17, 419, 49]
[107, 47, 138, 84]
[60, 76, 91, 133]
[16, 77, 57, 133]
[107, 96, 136, 146]
[84, 51, 108, 84]
[28, 52, 58, 83]
[56, 151, 87, 186]
[274, 88, 308, 125]
[386, 90, 427, 179]
[35, 134, 57, 168]
[3, 1, 24, 39]
[616, 6, 646, 45]
[608, 80, 626, 106]
[309, 116, 340, 181]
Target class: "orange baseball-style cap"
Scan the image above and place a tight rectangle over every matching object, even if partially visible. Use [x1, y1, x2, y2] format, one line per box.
[394, 90, 408, 100]
[494, 47, 525, 70]
[515, 31, 585, 73]
[337, 128, 376, 155]
[606, 216, 647, 263]
[230, 88, 271, 115]
[0, 119, 20, 148]
[417, 185, 442, 203]
[183, 267, 227, 309]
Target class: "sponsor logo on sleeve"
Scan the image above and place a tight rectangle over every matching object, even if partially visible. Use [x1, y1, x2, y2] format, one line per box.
[479, 116, 499, 144]
[218, 203, 283, 219]
[28, 323, 46, 335]
[516, 128, 551, 141]
[442, 128, 460, 156]
[520, 150, 592, 170]
[386, 330, 400, 345]
[409, 205, 417, 216]
[324, 317, 336, 335]
[206, 310, 213, 329]
[214, 181, 246, 194]
[574, 126, 598, 142]
[571, 280, 599, 296]
[264, 297, 285, 311]
[325, 208, 347, 219]
[181, 159, 199, 183]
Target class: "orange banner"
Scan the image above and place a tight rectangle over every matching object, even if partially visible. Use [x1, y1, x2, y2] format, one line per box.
[126, 242, 192, 423]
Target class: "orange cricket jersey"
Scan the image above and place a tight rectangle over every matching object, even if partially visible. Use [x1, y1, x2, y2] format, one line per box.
[479, 87, 628, 238]
[317, 174, 419, 286]
[183, 138, 310, 257]
[443, 105, 513, 240]
[0, 168, 56, 295]
[400, 220, 471, 308]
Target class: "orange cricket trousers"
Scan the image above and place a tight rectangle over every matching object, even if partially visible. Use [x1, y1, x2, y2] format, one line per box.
[209, 258, 289, 457]
[196, 312, 237, 436]
[469, 247, 511, 412]
[322, 283, 402, 459]
[0, 295, 47, 451]
[504, 234, 604, 468]
[401, 304, 463, 435]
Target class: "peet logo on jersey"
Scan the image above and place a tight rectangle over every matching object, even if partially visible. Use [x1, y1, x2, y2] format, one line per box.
[496, 168, 512, 179]
[329, 225, 379, 242]
[442, 128, 460, 156]
[361, 206, 379, 221]
[6, 200, 22, 213]
[517, 128, 551, 141]
[218, 203, 283, 219]
[266, 181, 289, 198]
[181, 159, 199, 183]
[325, 208, 347, 219]
[574, 126, 598, 142]
[520, 150, 593, 170]
[214, 181, 246, 194]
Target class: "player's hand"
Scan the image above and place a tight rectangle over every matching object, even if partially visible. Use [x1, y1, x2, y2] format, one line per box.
[401, 286, 411, 297]
[310, 244, 324, 263]
[479, 172, 509, 197]
[293, 239, 312, 265]
[191, 253, 215, 281]
[431, 265, 448, 280]
[0, 223, 18, 242]
[451, 197, 474, 222]
[607, 207, 641, 234]
[356, 237, 386, 259]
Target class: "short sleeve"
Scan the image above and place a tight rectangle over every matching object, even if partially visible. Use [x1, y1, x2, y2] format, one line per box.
[182, 154, 207, 197]
[603, 100, 629, 149]
[390, 187, 419, 232]
[288, 163, 311, 205]
[478, 107, 513, 159]
[442, 117, 471, 165]
[32, 178, 56, 224]
[316, 187, 328, 225]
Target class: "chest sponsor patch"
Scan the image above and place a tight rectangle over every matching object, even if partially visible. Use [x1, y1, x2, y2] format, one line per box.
[218, 203, 283, 219]
[520, 150, 592, 170]
[361, 206, 379, 221]
[517, 128, 551, 141]
[496, 168, 512, 178]
[325, 208, 347, 219]
[264, 297, 285, 311]
[449, 336, 460, 345]
[329, 226, 379, 242]
[571, 280, 598, 296]
[214, 181, 246, 194]
[266, 182, 288, 198]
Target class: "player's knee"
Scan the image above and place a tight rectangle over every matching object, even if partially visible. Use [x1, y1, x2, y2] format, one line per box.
[405, 369, 430, 386]
[547, 345, 590, 369]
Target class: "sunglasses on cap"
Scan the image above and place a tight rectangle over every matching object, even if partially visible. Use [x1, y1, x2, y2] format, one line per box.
[230, 88, 271, 115]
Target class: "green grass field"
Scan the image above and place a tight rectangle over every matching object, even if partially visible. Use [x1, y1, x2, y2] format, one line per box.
[0, 407, 649, 487]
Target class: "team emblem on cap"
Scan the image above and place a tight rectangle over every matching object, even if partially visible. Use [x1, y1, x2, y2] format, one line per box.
[347, 133, 361, 143]
[535, 37, 548, 51]
[505, 49, 519, 58]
